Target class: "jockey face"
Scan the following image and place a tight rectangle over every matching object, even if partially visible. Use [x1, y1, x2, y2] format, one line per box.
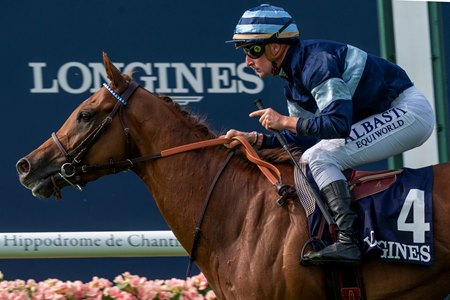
[245, 43, 289, 78]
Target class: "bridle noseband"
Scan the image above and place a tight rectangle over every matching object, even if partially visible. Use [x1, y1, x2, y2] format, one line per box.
[51, 81, 140, 191]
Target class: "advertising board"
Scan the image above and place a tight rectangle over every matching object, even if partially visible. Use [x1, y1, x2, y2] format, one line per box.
[4, 0, 448, 281]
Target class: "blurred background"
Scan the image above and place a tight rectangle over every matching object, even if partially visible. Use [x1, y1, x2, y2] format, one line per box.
[1, 0, 449, 281]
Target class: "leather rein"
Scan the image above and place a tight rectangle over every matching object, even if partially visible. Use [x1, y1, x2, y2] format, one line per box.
[51, 81, 286, 192]
[51, 81, 297, 275]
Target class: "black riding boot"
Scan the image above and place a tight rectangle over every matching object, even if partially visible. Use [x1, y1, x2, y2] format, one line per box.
[302, 180, 361, 266]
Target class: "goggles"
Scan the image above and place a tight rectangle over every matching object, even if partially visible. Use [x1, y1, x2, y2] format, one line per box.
[243, 44, 265, 59]
[238, 19, 295, 59]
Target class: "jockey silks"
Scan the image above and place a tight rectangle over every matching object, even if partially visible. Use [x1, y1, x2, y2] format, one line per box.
[301, 86, 435, 189]
[264, 39, 414, 146]
[259, 38, 434, 190]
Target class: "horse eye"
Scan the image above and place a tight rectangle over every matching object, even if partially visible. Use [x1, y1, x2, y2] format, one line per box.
[78, 111, 92, 122]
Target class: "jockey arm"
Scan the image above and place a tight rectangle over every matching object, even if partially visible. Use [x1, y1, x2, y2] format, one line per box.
[298, 99, 353, 139]
[252, 97, 352, 150]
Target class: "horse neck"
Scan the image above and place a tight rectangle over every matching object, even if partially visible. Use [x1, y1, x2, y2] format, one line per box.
[126, 92, 233, 246]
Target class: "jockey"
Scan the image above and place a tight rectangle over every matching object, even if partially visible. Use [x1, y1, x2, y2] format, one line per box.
[223, 4, 435, 266]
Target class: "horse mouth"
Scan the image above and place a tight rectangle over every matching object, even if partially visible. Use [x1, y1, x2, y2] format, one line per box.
[21, 172, 70, 199]
[31, 178, 56, 198]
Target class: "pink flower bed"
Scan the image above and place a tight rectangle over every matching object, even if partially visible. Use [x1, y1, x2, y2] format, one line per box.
[0, 272, 217, 299]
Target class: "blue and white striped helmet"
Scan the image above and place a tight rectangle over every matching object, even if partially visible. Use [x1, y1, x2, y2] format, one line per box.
[227, 4, 299, 45]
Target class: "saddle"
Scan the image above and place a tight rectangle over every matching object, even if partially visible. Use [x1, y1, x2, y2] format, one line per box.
[346, 169, 403, 201]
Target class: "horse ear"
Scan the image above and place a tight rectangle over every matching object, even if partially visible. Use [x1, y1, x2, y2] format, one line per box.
[102, 51, 127, 90]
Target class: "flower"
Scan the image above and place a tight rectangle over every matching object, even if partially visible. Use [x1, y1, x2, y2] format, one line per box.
[0, 272, 217, 300]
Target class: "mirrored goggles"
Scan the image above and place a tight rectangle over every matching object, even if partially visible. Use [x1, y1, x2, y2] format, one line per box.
[243, 44, 265, 59]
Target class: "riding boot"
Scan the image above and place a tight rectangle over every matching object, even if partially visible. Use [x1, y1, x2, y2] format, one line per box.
[302, 180, 361, 266]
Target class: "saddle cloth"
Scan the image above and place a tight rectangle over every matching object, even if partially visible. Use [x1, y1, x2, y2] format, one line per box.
[294, 164, 434, 266]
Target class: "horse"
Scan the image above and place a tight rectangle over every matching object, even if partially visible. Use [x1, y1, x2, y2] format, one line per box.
[16, 53, 450, 299]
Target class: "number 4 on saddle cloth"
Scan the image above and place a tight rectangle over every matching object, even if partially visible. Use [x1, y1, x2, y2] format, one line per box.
[295, 164, 434, 266]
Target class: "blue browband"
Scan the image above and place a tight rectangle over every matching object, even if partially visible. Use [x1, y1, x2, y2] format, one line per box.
[103, 83, 127, 105]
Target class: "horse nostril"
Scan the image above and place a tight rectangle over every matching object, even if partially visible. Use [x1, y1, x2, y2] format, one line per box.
[16, 158, 31, 175]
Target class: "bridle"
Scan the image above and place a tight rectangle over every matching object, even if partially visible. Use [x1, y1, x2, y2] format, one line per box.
[51, 81, 140, 192]
[51, 80, 292, 195]
[49, 80, 296, 276]
[50, 80, 292, 195]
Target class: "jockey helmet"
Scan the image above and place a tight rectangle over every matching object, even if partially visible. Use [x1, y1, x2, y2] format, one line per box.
[227, 4, 300, 47]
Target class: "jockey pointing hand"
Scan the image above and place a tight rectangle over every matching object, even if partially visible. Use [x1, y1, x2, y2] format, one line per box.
[249, 107, 298, 132]
[223, 108, 299, 148]
[224, 4, 435, 267]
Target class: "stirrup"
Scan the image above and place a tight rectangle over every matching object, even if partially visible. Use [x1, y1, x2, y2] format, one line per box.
[300, 237, 327, 266]
[301, 242, 361, 267]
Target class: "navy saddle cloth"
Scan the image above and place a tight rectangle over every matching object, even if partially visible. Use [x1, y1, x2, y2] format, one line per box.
[294, 164, 433, 266]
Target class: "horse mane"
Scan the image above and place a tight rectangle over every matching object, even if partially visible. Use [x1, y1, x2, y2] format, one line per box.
[157, 95, 216, 139]
[120, 69, 300, 165]
[153, 94, 300, 165]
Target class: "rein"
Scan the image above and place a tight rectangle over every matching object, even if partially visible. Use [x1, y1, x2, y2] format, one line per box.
[51, 80, 284, 193]
[81, 136, 283, 186]
[50, 81, 297, 276]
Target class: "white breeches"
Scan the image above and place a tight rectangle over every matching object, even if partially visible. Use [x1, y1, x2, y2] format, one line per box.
[300, 86, 435, 190]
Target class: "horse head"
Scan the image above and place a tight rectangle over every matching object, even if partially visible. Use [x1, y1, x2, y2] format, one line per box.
[16, 53, 140, 198]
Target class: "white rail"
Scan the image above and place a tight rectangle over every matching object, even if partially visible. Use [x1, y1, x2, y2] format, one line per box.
[0, 231, 187, 258]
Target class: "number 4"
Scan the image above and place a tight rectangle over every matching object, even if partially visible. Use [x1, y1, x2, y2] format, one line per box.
[397, 189, 430, 243]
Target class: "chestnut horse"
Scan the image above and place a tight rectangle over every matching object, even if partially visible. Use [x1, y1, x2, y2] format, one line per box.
[16, 54, 449, 299]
